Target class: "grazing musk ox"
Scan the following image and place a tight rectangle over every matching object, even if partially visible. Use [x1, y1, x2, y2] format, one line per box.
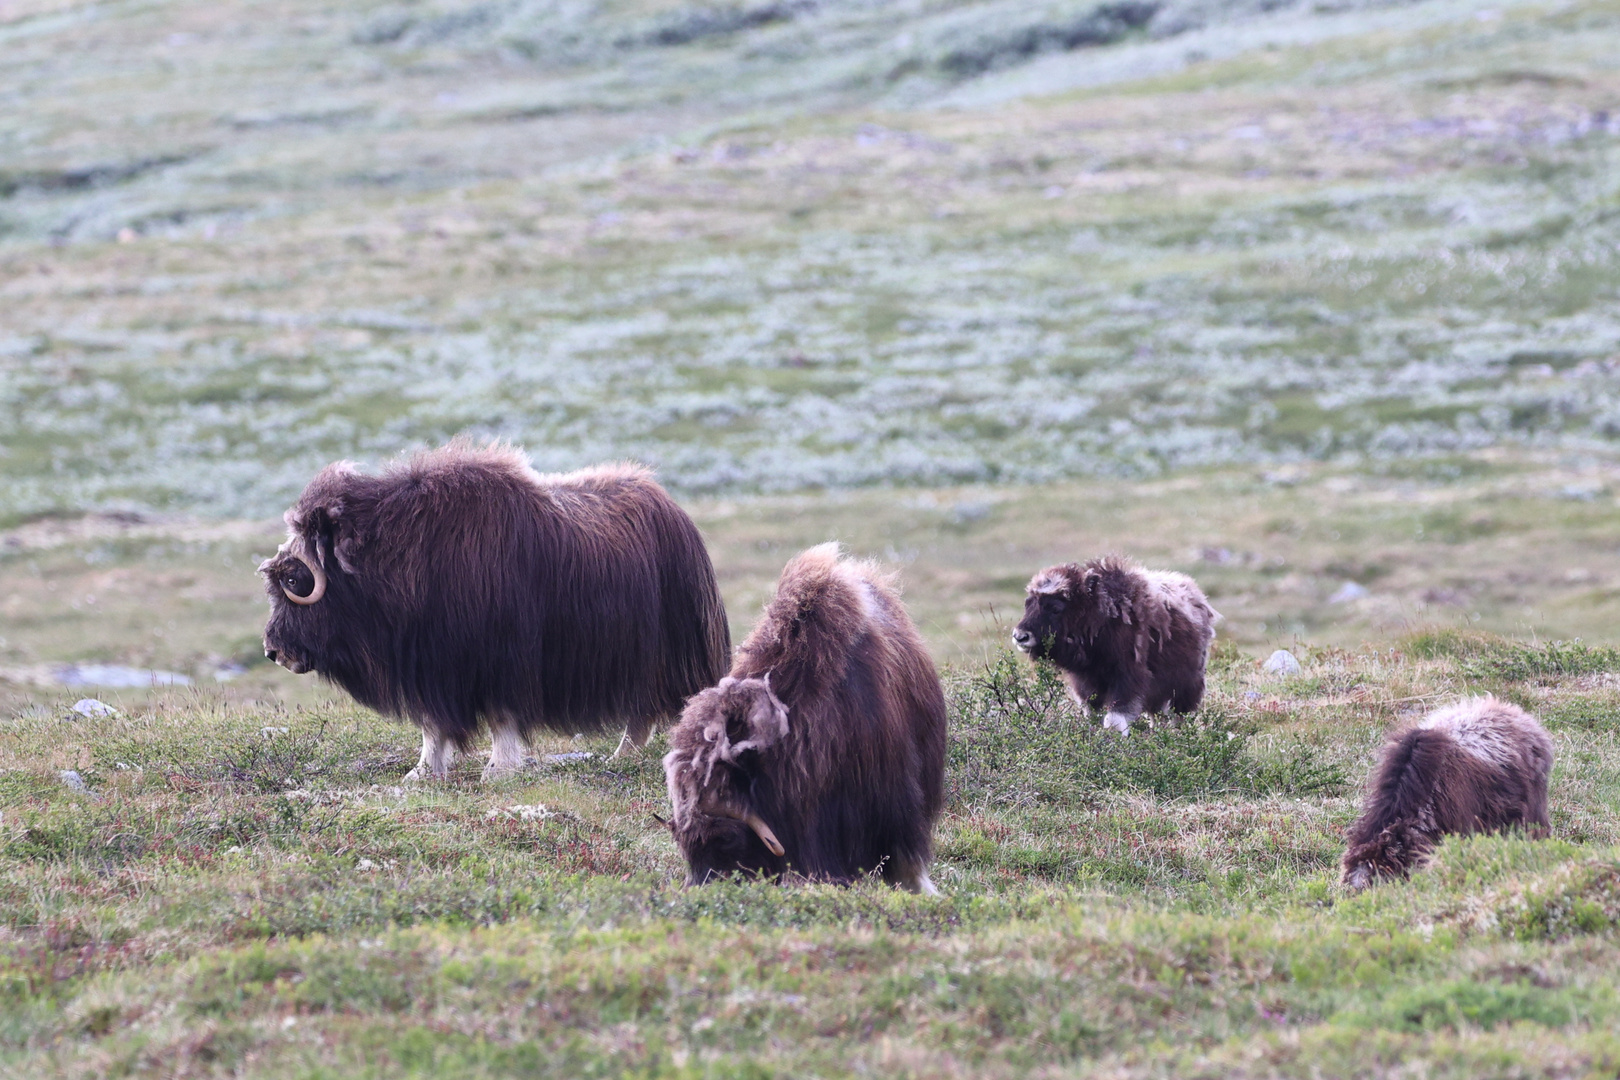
[1341, 697, 1553, 891]
[259, 441, 730, 780]
[663, 543, 946, 893]
[1012, 556, 1219, 734]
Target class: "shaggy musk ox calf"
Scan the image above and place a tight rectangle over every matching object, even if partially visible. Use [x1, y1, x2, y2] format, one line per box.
[259, 442, 730, 781]
[1342, 697, 1553, 891]
[1012, 556, 1219, 734]
[664, 543, 946, 893]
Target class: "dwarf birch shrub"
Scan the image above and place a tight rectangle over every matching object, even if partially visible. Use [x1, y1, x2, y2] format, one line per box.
[945, 650, 1343, 806]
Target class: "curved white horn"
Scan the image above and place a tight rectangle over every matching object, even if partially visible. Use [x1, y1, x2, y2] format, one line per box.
[282, 548, 327, 605]
[742, 811, 785, 857]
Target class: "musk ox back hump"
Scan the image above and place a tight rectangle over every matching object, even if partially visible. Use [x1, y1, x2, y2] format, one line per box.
[1341, 696, 1553, 890]
[264, 442, 730, 745]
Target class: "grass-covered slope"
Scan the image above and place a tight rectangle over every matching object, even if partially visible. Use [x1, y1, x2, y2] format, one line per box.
[4, 638, 1620, 1076]
[6, 0, 1620, 516]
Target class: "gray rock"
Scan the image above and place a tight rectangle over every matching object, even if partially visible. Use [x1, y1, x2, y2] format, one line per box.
[59, 769, 90, 793]
[1328, 582, 1369, 604]
[542, 752, 595, 764]
[1262, 649, 1302, 675]
[70, 698, 118, 718]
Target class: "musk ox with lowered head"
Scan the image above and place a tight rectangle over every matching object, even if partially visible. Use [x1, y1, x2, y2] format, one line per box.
[1341, 696, 1553, 891]
[1012, 556, 1219, 734]
[259, 441, 730, 781]
[664, 543, 946, 893]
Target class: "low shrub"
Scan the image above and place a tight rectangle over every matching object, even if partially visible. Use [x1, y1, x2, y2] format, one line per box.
[1401, 630, 1620, 681]
[945, 651, 1345, 807]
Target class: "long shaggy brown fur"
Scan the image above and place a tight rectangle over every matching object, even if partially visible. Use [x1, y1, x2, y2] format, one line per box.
[664, 543, 947, 892]
[1341, 697, 1554, 891]
[259, 441, 730, 773]
[1012, 555, 1218, 733]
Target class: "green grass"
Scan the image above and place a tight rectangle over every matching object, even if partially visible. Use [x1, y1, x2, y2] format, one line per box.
[3, 640, 1620, 1075]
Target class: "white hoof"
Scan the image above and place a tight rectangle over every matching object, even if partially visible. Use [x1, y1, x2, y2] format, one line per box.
[911, 870, 940, 896]
[1102, 711, 1134, 735]
[480, 758, 534, 783]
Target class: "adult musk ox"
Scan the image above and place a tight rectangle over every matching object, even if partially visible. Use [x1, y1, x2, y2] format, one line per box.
[1012, 556, 1219, 734]
[664, 543, 946, 893]
[1341, 697, 1553, 891]
[259, 441, 730, 781]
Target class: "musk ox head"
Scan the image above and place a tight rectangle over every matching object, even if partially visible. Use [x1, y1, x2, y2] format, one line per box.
[664, 675, 791, 885]
[1012, 563, 1131, 664]
[259, 463, 379, 688]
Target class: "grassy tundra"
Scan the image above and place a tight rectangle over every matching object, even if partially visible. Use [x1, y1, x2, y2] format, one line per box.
[6, 635, 1620, 1076]
[8, 0, 1620, 1074]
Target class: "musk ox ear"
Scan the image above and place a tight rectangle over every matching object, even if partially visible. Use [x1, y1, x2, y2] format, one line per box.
[286, 465, 367, 574]
[1083, 566, 1133, 623]
[744, 674, 790, 749]
[720, 677, 789, 760]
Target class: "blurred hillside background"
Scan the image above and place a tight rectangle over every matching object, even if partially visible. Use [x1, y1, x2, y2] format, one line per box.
[4, 0, 1620, 701]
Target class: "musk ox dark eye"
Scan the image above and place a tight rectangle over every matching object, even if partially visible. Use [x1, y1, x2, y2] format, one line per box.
[281, 565, 315, 598]
[1045, 597, 1066, 612]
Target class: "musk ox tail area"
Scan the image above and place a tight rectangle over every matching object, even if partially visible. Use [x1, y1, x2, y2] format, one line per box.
[1341, 696, 1553, 891]
[665, 543, 947, 893]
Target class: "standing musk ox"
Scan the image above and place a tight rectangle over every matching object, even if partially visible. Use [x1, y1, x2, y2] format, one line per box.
[1341, 697, 1553, 891]
[259, 442, 730, 781]
[663, 543, 947, 893]
[1012, 556, 1219, 734]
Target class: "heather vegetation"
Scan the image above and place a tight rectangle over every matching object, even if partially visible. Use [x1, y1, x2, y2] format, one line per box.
[7, 0, 1620, 1074]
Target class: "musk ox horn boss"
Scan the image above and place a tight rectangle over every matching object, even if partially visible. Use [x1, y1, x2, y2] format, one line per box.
[664, 543, 947, 893]
[259, 441, 731, 781]
[1341, 696, 1553, 891]
[1012, 555, 1219, 734]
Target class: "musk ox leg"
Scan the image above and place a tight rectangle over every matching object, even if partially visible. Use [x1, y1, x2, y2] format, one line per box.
[1102, 709, 1138, 735]
[482, 719, 532, 782]
[907, 869, 941, 896]
[610, 715, 659, 759]
[1061, 672, 1097, 718]
[403, 728, 458, 782]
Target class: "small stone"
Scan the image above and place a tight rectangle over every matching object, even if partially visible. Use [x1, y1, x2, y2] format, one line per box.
[542, 751, 594, 764]
[1329, 582, 1369, 604]
[1262, 649, 1302, 675]
[70, 698, 118, 718]
[950, 500, 992, 524]
[59, 769, 90, 793]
